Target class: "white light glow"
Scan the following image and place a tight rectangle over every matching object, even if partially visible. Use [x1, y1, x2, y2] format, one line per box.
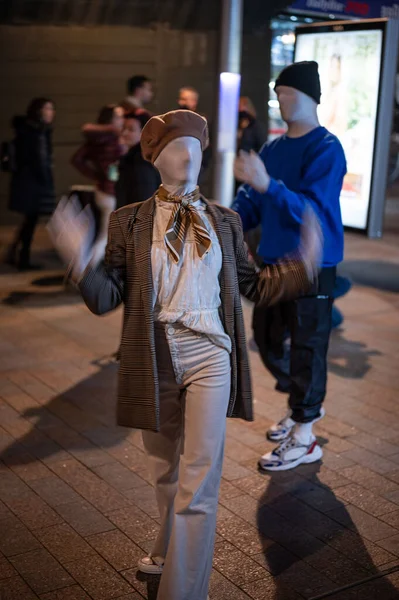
[217, 72, 241, 152]
[268, 100, 280, 109]
[282, 33, 296, 45]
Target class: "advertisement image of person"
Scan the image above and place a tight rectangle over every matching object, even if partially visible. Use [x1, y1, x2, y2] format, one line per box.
[322, 53, 348, 138]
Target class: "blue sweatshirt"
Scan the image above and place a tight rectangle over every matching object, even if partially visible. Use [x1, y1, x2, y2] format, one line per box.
[232, 126, 346, 267]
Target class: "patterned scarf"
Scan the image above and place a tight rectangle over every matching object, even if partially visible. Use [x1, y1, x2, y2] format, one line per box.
[157, 185, 212, 264]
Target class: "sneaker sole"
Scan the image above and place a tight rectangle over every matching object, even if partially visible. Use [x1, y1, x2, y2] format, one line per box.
[137, 561, 163, 575]
[267, 408, 326, 442]
[259, 444, 323, 472]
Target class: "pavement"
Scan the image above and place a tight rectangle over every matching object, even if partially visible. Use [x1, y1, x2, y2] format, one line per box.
[0, 215, 399, 600]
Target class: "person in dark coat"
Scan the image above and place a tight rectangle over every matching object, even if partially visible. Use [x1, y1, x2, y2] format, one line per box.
[6, 98, 56, 270]
[235, 97, 268, 261]
[237, 96, 268, 155]
[234, 97, 267, 198]
[116, 111, 160, 208]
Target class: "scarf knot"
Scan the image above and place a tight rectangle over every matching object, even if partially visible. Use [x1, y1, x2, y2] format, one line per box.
[157, 185, 212, 264]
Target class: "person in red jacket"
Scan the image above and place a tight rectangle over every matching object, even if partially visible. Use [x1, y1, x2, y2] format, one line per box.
[71, 104, 126, 261]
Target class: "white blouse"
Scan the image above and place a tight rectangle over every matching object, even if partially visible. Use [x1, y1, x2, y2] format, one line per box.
[151, 198, 232, 353]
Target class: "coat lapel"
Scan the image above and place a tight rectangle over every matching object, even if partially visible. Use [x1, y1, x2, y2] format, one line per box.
[205, 201, 235, 338]
[132, 196, 155, 326]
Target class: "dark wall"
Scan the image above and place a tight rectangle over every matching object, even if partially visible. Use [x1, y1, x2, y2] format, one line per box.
[0, 23, 271, 224]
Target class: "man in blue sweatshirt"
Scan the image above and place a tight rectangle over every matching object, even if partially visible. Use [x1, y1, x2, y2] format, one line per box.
[233, 61, 347, 472]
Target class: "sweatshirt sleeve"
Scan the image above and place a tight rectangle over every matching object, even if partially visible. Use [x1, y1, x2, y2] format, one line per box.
[265, 139, 346, 224]
[231, 184, 262, 232]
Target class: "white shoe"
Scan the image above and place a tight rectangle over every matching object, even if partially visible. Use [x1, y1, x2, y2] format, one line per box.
[267, 407, 325, 442]
[259, 433, 323, 472]
[137, 555, 164, 574]
[267, 410, 296, 442]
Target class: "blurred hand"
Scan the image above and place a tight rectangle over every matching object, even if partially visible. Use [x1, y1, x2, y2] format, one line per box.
[234, 150, 270, 193]
[299, 205, 323, 280]
[47, 196, 96, 281]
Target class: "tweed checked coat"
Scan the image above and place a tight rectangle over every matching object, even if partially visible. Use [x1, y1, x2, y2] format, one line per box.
[79, 196, 308, 432]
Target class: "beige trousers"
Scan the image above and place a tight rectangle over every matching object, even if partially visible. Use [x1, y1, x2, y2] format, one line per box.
[142, 324, 231, 600]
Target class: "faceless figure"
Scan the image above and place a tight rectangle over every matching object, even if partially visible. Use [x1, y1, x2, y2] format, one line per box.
[154, 136, 202, 196]
[233, 61, 346, 474]
[47, 109, 322, 600]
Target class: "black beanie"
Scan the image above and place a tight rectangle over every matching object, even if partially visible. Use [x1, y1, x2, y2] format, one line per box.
[274, 61, 321, 104]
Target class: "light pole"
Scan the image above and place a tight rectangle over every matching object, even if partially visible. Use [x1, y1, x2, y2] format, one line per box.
[212, 0, 243, 207]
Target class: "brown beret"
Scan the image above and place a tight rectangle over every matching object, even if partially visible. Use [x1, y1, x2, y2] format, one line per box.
[141, 109, 209, 164]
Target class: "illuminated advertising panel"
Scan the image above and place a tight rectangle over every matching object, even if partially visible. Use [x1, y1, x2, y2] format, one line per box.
[295, 21, 384, 230]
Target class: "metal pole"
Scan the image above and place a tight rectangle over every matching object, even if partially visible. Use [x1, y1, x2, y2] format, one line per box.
[212, 0, 243, 206]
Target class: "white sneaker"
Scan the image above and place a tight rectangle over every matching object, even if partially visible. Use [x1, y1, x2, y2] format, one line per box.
[259, 433, 323, 472]
[137, 555, 164, 574]
[267, 411, 296, 442]
[267, 407, 325, 442]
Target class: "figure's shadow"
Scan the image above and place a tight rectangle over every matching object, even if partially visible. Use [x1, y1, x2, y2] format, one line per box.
[340, 260, 399, 294]
[327, 328, 381, 379]
[256, 460, 399, 599]
[0, 359, 163, 599]
[135, 572, 161, 600]
[32, 275, 66, 287]
[1, 275, 81, 307]
[249, 328, 380, 382]
[2, 288, 81, 307]
[0, 245, 63, 276]
[0, 360, 128, 466]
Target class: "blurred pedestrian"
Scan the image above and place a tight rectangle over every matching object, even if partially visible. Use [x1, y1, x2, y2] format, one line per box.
[71, 104, 126, 261]
[6, 97, 56, 270]
[121, 75, 154, 114]
[116, 111, 160, 208]
[237, 96, 267, 154]
[235, 97, 267, 251]
[177, 86, 199, 112]
[177, 86, 211, 191]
